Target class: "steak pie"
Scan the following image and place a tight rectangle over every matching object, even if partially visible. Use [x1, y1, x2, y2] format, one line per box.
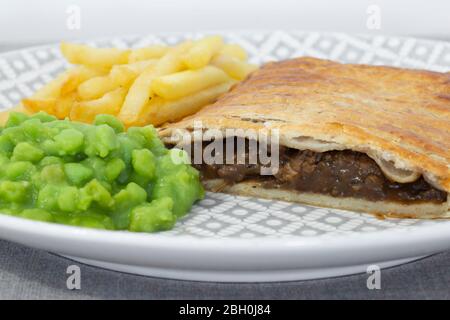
[160, 57, 450, 218]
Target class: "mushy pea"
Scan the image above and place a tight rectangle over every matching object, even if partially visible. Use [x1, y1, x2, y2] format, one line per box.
[0, 112, 204, 232]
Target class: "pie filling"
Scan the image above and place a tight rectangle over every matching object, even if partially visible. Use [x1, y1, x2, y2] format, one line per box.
[190, 138, 447, 204]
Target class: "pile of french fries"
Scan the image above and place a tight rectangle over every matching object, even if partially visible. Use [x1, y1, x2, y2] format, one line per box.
[20, 36, 257, 127]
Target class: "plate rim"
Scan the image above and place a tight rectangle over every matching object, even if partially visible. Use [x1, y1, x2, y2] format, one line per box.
[1, 212, 450, 249]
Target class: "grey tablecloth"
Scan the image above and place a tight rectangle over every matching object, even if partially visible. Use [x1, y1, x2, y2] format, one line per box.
[0, 240, 449, 299]
[0, 42, 449, 300]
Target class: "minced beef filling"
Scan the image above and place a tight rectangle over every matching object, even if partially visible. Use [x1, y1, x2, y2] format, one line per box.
[191, 139, 447, 204]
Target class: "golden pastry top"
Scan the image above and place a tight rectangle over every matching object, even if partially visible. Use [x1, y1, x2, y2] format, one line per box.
[161, 57, 450, 192]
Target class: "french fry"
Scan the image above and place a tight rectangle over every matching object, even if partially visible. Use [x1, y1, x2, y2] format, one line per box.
[31, 70, 74, 99]
[138, 81, 235, 126]
[182, 35, 224, 69]
[23, 66, 95, 104]
[22, 67, 99, 116]
[219, 44, 248, 61]
[22, 98, 56, 115]
[78, 60, 157, 101]
[60, 66, 105, 95]
[128, 45, 168, 62]
[70, 87, 127, 123]
[152, 65, 230, 100]
[153, 40, 193, 74]
[118, 41, 193, 126]
[119, 59, 157, 74]
[116, 67, 158, 126]
[109, 66, 138, 85]
[77, 76, 116, 101]
[22, 79, 60, 114]
[60, 42, 130, 69]
[77, 66, 137, 101]
[211, 54, 257, 80]
[55, 92, 77, 119]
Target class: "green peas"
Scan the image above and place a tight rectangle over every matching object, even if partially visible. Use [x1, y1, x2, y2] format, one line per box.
[12, 142, 44, 162]
[0, 181, 30, 203]
[130, 197, 175, 232]
[4, 161, 36, 181]
[40, 164, 65, 184]
[54, 129, 84, 155]
[64, 163, 93, 186]
[0, 112, 204, 233]
[29, 112, 57, 123]
[0, 135, 13, 154]
[82, 179, 114, 209]
[0, 154, 8, 166]
[5, 112, 29, 128]
[21, 209, 53, 222]
[167, 148, 191, 165]
[40, 156, 63, 166]
[105, 158, 125, 182]
[112, 182, 147, 228]
[131, 149, 156, 179]
[92, 125, 118, 158]
[68, 214, 113, 230]
[41, 139, 59, 155]
[22, 118, 49, 142]
[37, 184, 60, 211]
[94, 115, 124, 133]
[128, 126, 167, 156]
[152, 168, 204, 217]
[116, 134, 141, 165]
[113, 182, 147, 212]
[57, 186, 79, 212]
[2, 126, 27, 145]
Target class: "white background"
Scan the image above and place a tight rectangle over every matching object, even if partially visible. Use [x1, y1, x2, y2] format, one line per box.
[0, 0, 449, 45]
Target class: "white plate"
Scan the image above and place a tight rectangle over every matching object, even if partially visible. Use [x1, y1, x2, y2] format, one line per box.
[0, 31, 449, 282]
